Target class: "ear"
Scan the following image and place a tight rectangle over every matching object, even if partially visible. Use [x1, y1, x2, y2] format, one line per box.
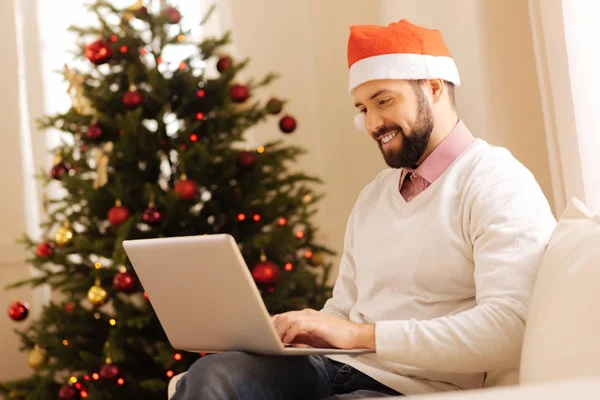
[426, 79, 444, 104]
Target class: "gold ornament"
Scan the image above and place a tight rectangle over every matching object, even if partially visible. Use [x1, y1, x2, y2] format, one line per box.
[88, 279, 108, 306]
[93, 141, 113, 189]
[310, 252, 325, 266]
[27, 345, 48, 370]
[63, 64, 93, 115]
[123, 0, 144, 21]
[54, 220, 73, 247]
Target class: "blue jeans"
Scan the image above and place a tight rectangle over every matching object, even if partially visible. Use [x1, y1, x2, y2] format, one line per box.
[172, 351, 402, 399]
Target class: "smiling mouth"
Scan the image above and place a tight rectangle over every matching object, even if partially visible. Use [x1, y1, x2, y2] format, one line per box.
[378, 131, 398, 146]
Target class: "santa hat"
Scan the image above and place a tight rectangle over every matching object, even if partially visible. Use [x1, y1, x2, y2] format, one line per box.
[348, 19, 460, 131]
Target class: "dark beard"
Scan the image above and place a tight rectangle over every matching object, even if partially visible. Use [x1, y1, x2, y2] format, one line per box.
[376, 87, 434, 169]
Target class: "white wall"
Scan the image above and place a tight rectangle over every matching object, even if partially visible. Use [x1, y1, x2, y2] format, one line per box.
[224, 0, 555, 281]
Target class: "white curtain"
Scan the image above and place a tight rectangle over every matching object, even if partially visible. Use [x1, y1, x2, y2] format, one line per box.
[560, 0, 600, 213]
[528, 0, 600, 214]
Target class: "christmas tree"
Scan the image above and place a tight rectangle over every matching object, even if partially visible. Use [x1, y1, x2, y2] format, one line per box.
[1, 1, 334, 398]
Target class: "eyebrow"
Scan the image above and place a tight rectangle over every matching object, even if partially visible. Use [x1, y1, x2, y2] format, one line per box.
[354, 89, 390, 108]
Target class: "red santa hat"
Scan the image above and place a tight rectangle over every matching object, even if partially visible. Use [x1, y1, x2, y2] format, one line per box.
[348, 19, 460, 131]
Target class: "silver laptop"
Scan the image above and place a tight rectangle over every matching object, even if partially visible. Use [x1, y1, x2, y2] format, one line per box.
[122, 234, 373, 356]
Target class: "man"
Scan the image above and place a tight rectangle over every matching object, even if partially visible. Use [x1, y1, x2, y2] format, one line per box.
[173, 19, 556, 399]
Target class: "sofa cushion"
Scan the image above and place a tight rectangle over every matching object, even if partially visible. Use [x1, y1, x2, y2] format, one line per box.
[520, 197, 600, 384]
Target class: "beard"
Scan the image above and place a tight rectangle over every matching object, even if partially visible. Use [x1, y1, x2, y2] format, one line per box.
[376, 87, 434, 169]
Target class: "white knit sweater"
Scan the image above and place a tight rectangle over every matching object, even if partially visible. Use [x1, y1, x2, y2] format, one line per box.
[322, 139, 557, 395]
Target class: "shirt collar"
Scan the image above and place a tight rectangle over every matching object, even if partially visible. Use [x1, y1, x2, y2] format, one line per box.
[402, 119, 475, 184]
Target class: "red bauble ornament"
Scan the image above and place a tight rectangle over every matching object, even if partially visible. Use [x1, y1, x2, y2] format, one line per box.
[216, 56, 231, 73]
[8, 301, 29, 322]
[51, 162, 70, 180]
[163, 6, 181, 24]
[107, 201, 130, 227]
[58, 385, 78, 400]
[36, 241, 55, 257]
[64, 301, 75, 313]
[123, 89, 143, 108]
[237, 151, 256, 169]
[279, 115, 297, 134]
[266, 98, 283, 115]
[230, 84, 250, 103]
[142, 206, 162, 225]
[86, 124, 103, 141]
[85, 40, 113, 65]
[113, 272, 136, 292]
[174, 176, 198, 200]
[100, 363, 120, 379]
[251, 261, 280, 285]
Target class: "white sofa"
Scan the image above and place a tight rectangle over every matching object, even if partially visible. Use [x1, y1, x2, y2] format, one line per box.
[168, 197, 600, 399]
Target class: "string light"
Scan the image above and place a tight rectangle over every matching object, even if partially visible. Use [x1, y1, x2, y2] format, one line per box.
[92, 373, 100, 380]
[296, 231, 305, 239]
[304, 250, 313, 259]
[94, 313, 101, 320]
[174, 353, 182, 361]
[110, 35, 118, 42]
[200, 352, 207, 356]
[177, 34, 185, 42]
[120, 45, 128, 53]
[157, 57, 162, 64]
[70, 377, 78, 384]
[278, 218, 287, 226]
[195, 112, 204, 121]
[268, 287, 275, 293]
[237, 213, 246, 221]
[303, 195, 312, 202]
[109, 319, 116, 326]
[189, 133, 198, 142]
[80, 390, 89, 398]
[74, 383, 82, 390]
[117, 378, 125, 386]
[253, 214, 261, 222]
[257, 146, 265, 154]
[197, 89, 205, 98]
[140, 48, 147, 55]
[284, 263, 293, 271]
[83, 375, 90, 381]
[62, 339, 69, 346]
[179, 62, 187, 70]
[166, 370, 174, 378]
[94, 262, 102, 270]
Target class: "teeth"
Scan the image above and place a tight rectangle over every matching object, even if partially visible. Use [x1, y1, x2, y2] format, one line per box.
[380, 132, 397, 144]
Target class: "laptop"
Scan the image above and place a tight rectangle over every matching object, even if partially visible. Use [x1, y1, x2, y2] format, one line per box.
[122, 233, 373, 356]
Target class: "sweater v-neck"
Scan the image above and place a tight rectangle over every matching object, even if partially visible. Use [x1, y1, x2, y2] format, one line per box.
[391, 139, 484, 215]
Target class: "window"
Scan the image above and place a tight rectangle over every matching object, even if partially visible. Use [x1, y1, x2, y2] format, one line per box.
[35, 0, 207, 149]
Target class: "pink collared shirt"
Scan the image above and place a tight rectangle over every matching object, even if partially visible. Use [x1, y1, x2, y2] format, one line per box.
[399, 120, 475, 202]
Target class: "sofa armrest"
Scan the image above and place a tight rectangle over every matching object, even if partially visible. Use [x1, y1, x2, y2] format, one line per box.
[402, 377, 600, 399]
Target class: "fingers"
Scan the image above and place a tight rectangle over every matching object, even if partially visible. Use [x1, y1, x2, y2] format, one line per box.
[271, 310, 319, 343]
[282, 323, 302, 344]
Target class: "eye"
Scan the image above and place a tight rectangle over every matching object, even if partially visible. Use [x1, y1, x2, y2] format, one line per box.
[378, 98, 392, 106]
[359, 108, 367, 114]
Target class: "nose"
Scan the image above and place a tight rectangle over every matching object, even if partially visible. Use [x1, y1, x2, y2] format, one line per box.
[365, 111, 384, 138]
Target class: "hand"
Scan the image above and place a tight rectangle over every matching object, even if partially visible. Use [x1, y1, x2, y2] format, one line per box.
[271, 309, 376, 350]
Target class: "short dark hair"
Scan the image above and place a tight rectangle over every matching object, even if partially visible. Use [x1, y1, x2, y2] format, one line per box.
[409, 79, 456, 109]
